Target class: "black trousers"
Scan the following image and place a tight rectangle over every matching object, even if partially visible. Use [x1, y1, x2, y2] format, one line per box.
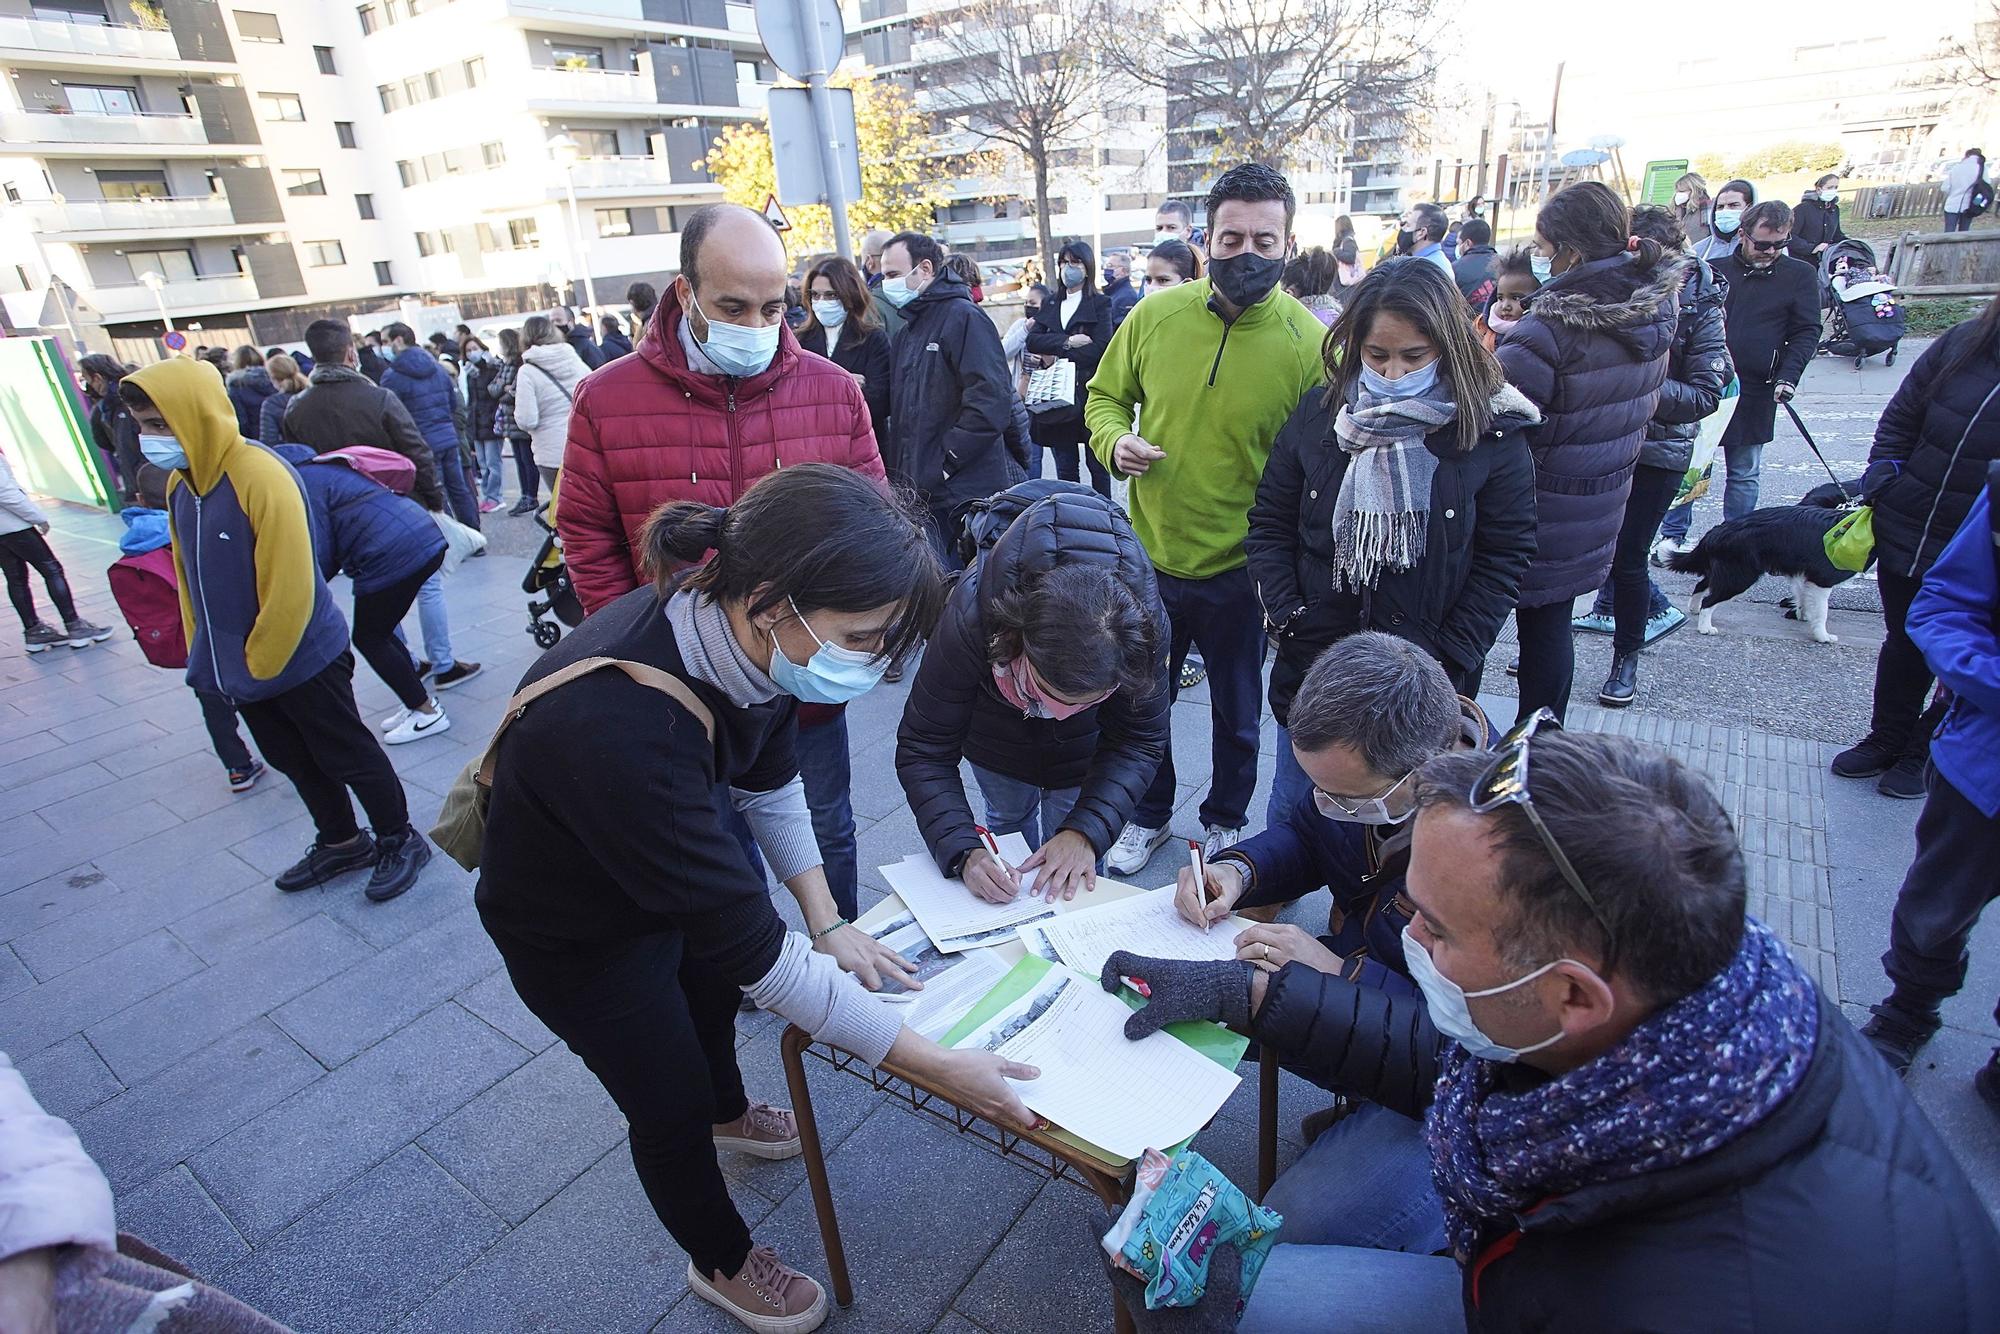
[1514, 600, 1577, 725]
[1611, 465, 1684, 657]
[1870, 568, 1937, 763]
[1883, 765, 2000, 1025]
[351, 551, 445, 710]
[196, 688, 254, 772]
[510, 432, 540, 505]
[0, 528, 77, 630]
[235, 652, 408, 843]
[1033, 410, 1111, 496]
[490, 927, 753, 1279]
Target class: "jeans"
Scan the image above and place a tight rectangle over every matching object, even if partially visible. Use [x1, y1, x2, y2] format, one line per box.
[1134, 565, 1267, 831]
[400, 571, 455, 675]
[795, 714, 859, 920]
[1513, 600, 1577, 725]
[196, 687, 254, 772]
[0, 528, 78, 629]
[352, 553, 444, 710]
[1237, 1244, 1463, 1333]
[1659, 412, 1764, 541]
[234, 651, 408, 842]
[1260, 1102, 1449, 1253]
[1944, 211, 1972, 233]
[1607, 464, 1683, 656]
[433, 444, 482, 530]
[1882, 765, 2000, 1024]
[1267, 725, 1314, 832]
[489, 927, 754, 1281]
[1869, 568, 1937, 762]
[476, 438, 506, 503]
[971, 765, 1083, 852]
[510, 433, 540, 506]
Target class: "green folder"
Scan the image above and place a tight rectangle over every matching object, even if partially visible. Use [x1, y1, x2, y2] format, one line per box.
[939, 953, 1250, 1169]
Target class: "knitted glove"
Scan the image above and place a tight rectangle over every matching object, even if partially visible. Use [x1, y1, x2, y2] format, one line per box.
[1100, 950, 1256, 1041]
[1091, 1210, 1245, 1332]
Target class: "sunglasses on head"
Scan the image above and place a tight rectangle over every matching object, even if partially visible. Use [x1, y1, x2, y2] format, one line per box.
[1469, 709, 1617, 953]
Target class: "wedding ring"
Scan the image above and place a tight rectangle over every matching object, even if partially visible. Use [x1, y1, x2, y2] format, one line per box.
[1262, 944, 1272, 961]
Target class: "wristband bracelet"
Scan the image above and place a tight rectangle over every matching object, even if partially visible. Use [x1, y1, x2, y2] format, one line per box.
[808, 917, 849, 942]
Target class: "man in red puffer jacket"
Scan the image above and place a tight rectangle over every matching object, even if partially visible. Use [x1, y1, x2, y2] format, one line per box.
[558, 202, 888, 920]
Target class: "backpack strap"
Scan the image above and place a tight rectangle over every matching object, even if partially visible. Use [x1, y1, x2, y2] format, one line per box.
[474, 655, 714, 786]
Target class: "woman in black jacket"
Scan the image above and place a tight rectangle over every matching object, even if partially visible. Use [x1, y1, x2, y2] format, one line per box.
[1789, 174, 1846, 265]
[1027, 240, 1113, 495]
[1834, 298, 2000, 797]
[896, 483, 1169, 903]
[1249, 258, 1537, 828]
[798, 255, 892, 445]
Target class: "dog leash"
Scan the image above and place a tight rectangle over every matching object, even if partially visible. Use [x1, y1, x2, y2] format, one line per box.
[1782, 401, 1854, 499]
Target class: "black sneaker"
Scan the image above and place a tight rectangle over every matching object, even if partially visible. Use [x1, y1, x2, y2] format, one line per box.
[64, 618, 113, 647]
[433, 661, 482, 689]
[1598, 653, 1638, 708]
[1831, 735, 1898, 778]
[23, 622, 66, 653]
[228, 759, 266, 793]
[1877, 757, 1928, 800]
[365, 825, 432, 902]
[1976, 1051, 2000, 1116]
[275, 833, 377, 892]
[508, 497, 537, 516]
[1504, 656, 1520, 678]
[1178, 657, 1207, 689]
[1860, 999, 1941, 1077]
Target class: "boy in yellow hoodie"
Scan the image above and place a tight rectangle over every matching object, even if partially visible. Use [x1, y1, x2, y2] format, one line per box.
[120, 358, 430, 902]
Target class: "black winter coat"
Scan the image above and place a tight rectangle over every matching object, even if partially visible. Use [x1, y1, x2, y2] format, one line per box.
[1253, 966, 2000, 1333]
[1788, 195, 1845, 264]
[1638, 254, 1733, 474]
[90, 389, 143, 502]
[1026, 287, 1112, 416]
[896, 487, 1169, 874]
[599, 328, 634, 360]
[799, 320, 893, 447]
[1709, 251, 1821, 446]
[283, 365, 447, 512]
[1102, 275, 1139, 330]
[1498, 253, 1678, 606]
[886, 273, 1015, 507]
[1247, 385, 1539, 712]
[564, 325, 604, 370]
[1867, 319, 2000, 579]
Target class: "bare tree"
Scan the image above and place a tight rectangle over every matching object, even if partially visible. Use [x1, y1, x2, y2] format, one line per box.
[1104, 0, 1443, 178]
[917, 0, 1104, 262]
[1946, 5, 2000, 86]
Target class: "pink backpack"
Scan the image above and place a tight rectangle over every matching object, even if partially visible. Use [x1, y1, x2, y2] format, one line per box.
[311, 445, 415, 495]
[106, 548, 187, 669]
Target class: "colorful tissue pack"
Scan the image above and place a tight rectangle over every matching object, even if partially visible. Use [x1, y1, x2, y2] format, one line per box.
[1101, 1148, 1283, 1309]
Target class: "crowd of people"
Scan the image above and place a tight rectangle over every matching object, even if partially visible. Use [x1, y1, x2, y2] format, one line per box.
[12, 155, 2000, 1334]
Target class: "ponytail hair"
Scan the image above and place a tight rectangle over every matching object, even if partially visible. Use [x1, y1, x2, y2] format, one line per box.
[1537, 181, 1664, 271]
[986, 562, 1160, 701]
[639, 463, 945, 663]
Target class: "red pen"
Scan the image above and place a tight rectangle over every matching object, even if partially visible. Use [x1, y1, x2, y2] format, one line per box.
[1120, 975, 1153, 999]
[973, 825, 1019, 891]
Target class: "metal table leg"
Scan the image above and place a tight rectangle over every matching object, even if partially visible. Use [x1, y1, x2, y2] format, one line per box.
[780, 1025, 853, 1308]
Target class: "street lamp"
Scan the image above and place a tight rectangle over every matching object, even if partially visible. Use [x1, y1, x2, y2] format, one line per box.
[138, 269, 173, 333]
[546, 133, 599, 316]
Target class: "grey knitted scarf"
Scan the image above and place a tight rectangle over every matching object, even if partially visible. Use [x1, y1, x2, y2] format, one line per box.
[664, 587, 779, 706]
[1329, 382, 1459, 590]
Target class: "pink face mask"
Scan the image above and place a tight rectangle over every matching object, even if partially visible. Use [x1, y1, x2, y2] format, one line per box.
[992, 659, 1109, 720]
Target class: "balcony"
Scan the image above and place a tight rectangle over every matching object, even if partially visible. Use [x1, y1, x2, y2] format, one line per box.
[522, 66, 653, 105]
[0, 107, 207, 147]
[24, 195, 235, 234]
[0, 15, 178, 62]
[91, 272, 258, 319]
[560, 155, 688, 190]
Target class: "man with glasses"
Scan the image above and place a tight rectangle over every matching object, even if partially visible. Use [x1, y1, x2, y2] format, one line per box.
[1104, 722, 2000, 1330]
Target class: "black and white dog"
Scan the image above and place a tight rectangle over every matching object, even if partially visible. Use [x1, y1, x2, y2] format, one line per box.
[1665, 481, 1868, 644]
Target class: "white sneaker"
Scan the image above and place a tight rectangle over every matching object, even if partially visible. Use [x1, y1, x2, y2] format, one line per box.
[384, 704, 451, 745]
[1202, 824, 1243, 861]
[1105, 823, 1168, 875]
[1649, 537, 1693, 567]
[379, 706, 412, 734]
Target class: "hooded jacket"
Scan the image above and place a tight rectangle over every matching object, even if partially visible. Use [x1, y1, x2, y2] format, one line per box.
[599, 327, 634, 361]
[885, 271, 1016, 509]
[282, 364, 446, 513]
[513, 341, 591, 470]
[1249, 384, 1540, 708]
[563, 324, 604, 370]
[1909, 477, 2000, 819]
[1789, 194, 1845, 263]
[558, 283, 885, 615]
[275, 444, 445, 595]
[1866, 319, 2000, 580]
[379, 347, 460, 454]
[1690, 196, 1745, 263]
[1638, 254, 1733, 475]
[225, 365, 279, 440]
[1498, 252, 1679, 607]
[127, 358, 349, 702]
[896, 487, 1170, 873]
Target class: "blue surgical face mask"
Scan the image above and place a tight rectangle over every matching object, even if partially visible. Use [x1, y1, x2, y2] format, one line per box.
[768, 596, 889, 704]
[1529, 253, 1555, 283]
[139, 433, 187, 470]
[1712, 209, 1743, 236]
[1358, 358, 1440, 400]
[690, 294, 780, 378]
[880, 273, 919, 308]
[811, 299, 846, 330]
[1401, 926, 1577, 1062]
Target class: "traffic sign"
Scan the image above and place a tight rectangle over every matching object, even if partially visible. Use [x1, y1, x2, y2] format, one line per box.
[753, 0, 843, 81]
[763, 195, 792, 231]
[161, 330, 187, 352]
[768, 86, 861, 207]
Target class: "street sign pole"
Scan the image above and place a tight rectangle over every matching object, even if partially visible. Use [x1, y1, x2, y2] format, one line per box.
[799, 0, 852, 261]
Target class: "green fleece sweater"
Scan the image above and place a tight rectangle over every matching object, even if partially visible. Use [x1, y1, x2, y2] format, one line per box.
[1086, 277, 1325, 580]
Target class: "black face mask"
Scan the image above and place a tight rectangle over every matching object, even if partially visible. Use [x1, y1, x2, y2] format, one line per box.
[1209, 251, 1284, 310]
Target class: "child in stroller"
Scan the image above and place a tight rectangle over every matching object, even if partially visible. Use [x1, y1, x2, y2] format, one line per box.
[1819, 238, 1905, 368]
[523, 472, 584, 648]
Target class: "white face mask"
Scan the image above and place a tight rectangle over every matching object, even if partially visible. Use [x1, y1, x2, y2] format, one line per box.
[1673, 190, 1691, 206]
[1818, 189, 1841, 203]
[1401, 926, 1583, 1062]
[811, 299, 846, 330]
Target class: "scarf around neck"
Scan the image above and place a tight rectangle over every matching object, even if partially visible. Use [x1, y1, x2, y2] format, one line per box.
[664, 587, 779, 707]
[1425, 917, 1818, 1257]
[1329, 380, 1458, 590]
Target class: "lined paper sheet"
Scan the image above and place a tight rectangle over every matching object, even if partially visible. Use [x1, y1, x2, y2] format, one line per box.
[1031, 888, 1257, 981]
[953, 968, 1241, 1160]
[868, 912, 1017, 1041]
[880, 833, 1059, 952]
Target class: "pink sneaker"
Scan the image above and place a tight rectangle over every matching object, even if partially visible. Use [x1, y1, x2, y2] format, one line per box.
[478, 498, 501, 513]
[712, 1101, 801, 1160]
[687, 1245, 826, 1333]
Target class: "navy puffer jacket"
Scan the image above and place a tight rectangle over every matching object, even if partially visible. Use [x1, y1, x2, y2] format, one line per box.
[225, 366, 279, 440]
[1638, 255, 1733, 475]
[896, 486, 1169, 875]
[379, 347, 459, 453]
[1498, 252, 1679, 606]
[275, 444, 445, 595]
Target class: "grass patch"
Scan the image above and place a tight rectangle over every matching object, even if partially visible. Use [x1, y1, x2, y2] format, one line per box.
[1903, 297, 1984, 338]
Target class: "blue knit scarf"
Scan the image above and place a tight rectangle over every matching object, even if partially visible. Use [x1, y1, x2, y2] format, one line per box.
[1425, 918, 1818, 1257]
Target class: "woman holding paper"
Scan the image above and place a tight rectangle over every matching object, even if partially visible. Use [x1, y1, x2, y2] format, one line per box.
[897, 483, 1170, 903]
[475, 466, 1039, 1334]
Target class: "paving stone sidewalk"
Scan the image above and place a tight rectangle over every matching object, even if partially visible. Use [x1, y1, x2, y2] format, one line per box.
[0, 486, 1993, 1333]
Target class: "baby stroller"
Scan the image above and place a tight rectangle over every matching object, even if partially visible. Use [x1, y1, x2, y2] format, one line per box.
[522, 474, 583, 648]
[1818, 239, 1905, 368]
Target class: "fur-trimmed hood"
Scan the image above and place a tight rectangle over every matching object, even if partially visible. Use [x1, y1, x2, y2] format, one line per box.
[1489, 382, 1542, 434]
[1523, 253, 1685, 360]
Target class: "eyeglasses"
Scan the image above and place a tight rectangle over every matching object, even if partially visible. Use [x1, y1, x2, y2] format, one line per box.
[1747, 236, 1791, 253]
[1468, 709, 1617, 952]
[1313, 768, 1417, 825]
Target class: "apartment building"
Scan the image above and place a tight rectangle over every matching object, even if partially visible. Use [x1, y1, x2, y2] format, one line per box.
[0, 0, 768, 358]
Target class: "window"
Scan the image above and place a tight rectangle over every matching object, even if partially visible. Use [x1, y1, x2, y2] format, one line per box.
[355, 193, 375, 219]
[420, 152, 445, 180]
[281, 168, 326, 196]
[463, 56, 485, 88]
[63, 84, 139, 116]
[569, 128, 619, 157]
[304, 239, 345, 267]
[441, 146, 466, 176]
[315, 45, 338, 75]
[126, 249, 198, 283]
[401, 76, 425, 106]
[357, 3, 380, 34]
[424, 70, 443, 99]
[414, 231, 435, 257]
[476, 221, 499, 249]
[377, 85, 400, 113]
[32, 2, 112, 23]
[439, 229, 456, 254]
[259, 92, 305, 122]
[335, 120, 357, 148]
[396, 160, 416, 187]
[550, 44, 604, 69]
[234, 10, 282, 41]
[506, 217, 539, 248]
[595, 208, 632, 237]
[97, 169, 170, 200]
[480, 140, 506, 168]
[374, 260, 393, 285]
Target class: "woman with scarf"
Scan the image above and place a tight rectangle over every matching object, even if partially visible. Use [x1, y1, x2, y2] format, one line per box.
[1247, 257, 1538, 825]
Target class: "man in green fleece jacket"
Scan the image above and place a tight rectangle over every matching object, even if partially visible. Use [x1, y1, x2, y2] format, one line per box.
[1087, 162, 1326, 874]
